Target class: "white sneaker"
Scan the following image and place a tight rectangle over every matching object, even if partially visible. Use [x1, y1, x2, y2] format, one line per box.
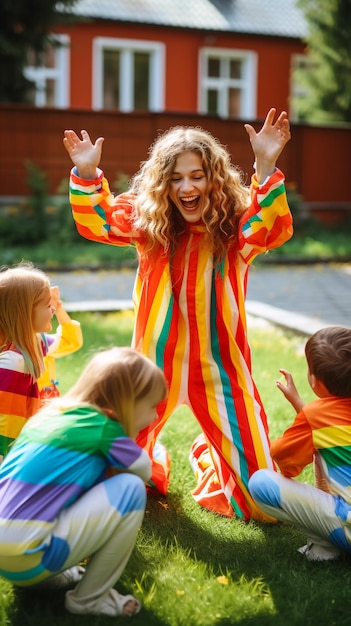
[298, 542, 340, 561]
[65, 588, 141, 617]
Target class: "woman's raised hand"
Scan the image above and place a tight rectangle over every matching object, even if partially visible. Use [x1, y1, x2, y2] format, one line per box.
[63, 129, 104, 180]
[244, 108, 291, 183]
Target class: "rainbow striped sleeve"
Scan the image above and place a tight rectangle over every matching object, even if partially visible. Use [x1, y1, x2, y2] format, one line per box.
[239, 169, 293, 264]
[69, 168, 143, 247]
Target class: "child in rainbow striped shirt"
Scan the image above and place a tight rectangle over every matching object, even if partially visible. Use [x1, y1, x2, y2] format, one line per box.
[249, 326, 351, 561]
[0, 263, 82, 460]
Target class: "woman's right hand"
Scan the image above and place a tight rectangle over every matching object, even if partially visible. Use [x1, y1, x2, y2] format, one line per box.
[63, 129, 104, 179]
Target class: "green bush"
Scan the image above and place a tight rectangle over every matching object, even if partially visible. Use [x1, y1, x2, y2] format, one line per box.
[0, 162, 139, 267]
[1, 163, 351, 267]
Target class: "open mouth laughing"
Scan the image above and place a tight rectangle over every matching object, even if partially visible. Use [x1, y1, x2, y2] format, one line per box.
[180, 195, 200, 210]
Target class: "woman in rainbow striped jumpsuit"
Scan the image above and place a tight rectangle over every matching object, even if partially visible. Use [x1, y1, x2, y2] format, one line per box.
[63, 108, 293, 521]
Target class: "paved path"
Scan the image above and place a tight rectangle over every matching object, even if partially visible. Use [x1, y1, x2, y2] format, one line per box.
[246, 262, 351, 335]
[47, 262, 351, 337]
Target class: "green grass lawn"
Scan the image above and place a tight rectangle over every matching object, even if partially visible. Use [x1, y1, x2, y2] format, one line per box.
[1, 313, 351, 626]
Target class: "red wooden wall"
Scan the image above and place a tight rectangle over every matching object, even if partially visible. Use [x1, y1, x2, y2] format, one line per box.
[1, 105, 350, 210]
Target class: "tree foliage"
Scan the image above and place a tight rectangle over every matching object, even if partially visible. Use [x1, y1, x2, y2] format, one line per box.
[0, 0, 77, 103]
[295, 0, 351, 123]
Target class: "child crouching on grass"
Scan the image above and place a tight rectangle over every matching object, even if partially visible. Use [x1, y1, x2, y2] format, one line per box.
[0, 346, 167, 618]
[249, 326, 351, 561]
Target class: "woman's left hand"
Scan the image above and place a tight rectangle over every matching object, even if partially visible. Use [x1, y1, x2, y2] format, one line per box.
[244, 108, 291, 183]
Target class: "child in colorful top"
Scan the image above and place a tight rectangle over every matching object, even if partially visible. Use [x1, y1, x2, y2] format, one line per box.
[0, 262, 55, 460]
[63, 107, 293, 521]
[249, 326, 351, 561]
[0, 346, 167, 617]
[38, 285, 83, 401]
[0, 264, 83, 459]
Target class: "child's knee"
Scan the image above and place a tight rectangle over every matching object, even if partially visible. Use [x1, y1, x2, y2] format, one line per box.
[105, 474, 147, 514]
[249, 470, 281, 508]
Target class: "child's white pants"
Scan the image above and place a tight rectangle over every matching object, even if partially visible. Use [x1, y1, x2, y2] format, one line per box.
[1, 473, 146, 603]
[249, 469, 351, 554]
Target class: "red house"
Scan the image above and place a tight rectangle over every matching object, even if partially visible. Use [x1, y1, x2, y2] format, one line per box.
[27, 0, 307, 119]
[1, 0, 350, 213]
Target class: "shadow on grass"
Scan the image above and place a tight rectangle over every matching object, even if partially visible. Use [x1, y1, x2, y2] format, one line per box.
[7, 489, 351, 626]
[134, 489, 351, 626]
[9, 585, 171, 626]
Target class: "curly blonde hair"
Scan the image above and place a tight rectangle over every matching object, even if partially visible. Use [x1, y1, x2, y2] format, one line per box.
[130, 126, 250, 260]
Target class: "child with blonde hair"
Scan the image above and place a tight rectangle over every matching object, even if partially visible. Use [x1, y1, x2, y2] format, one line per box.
[64, 108, 293, 521]
[0, 346, 167, 617]
[0, 262, 54, 459]
[0, 263, 83, 459]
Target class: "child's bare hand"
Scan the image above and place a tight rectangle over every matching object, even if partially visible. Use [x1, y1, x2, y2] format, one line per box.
[63, 129, 104, 179]
[276, 368, 295, 394]
[276, 368, 305, 413]
[50, 285, 60, 310]
[50, 286, 71, 323]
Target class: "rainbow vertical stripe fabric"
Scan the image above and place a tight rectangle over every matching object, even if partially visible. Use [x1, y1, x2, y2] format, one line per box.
[69, 167, 293, 520]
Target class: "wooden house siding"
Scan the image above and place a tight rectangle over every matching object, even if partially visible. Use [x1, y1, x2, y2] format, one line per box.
[1, 6, 349, 216]
[56, 22, 304, 117]
[1, 105, 350, 215]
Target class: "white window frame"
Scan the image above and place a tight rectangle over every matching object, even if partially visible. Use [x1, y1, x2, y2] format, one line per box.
[23, 34, 70, 108]
[92, 37, 165, 112]
[198, 47, 257, 119]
